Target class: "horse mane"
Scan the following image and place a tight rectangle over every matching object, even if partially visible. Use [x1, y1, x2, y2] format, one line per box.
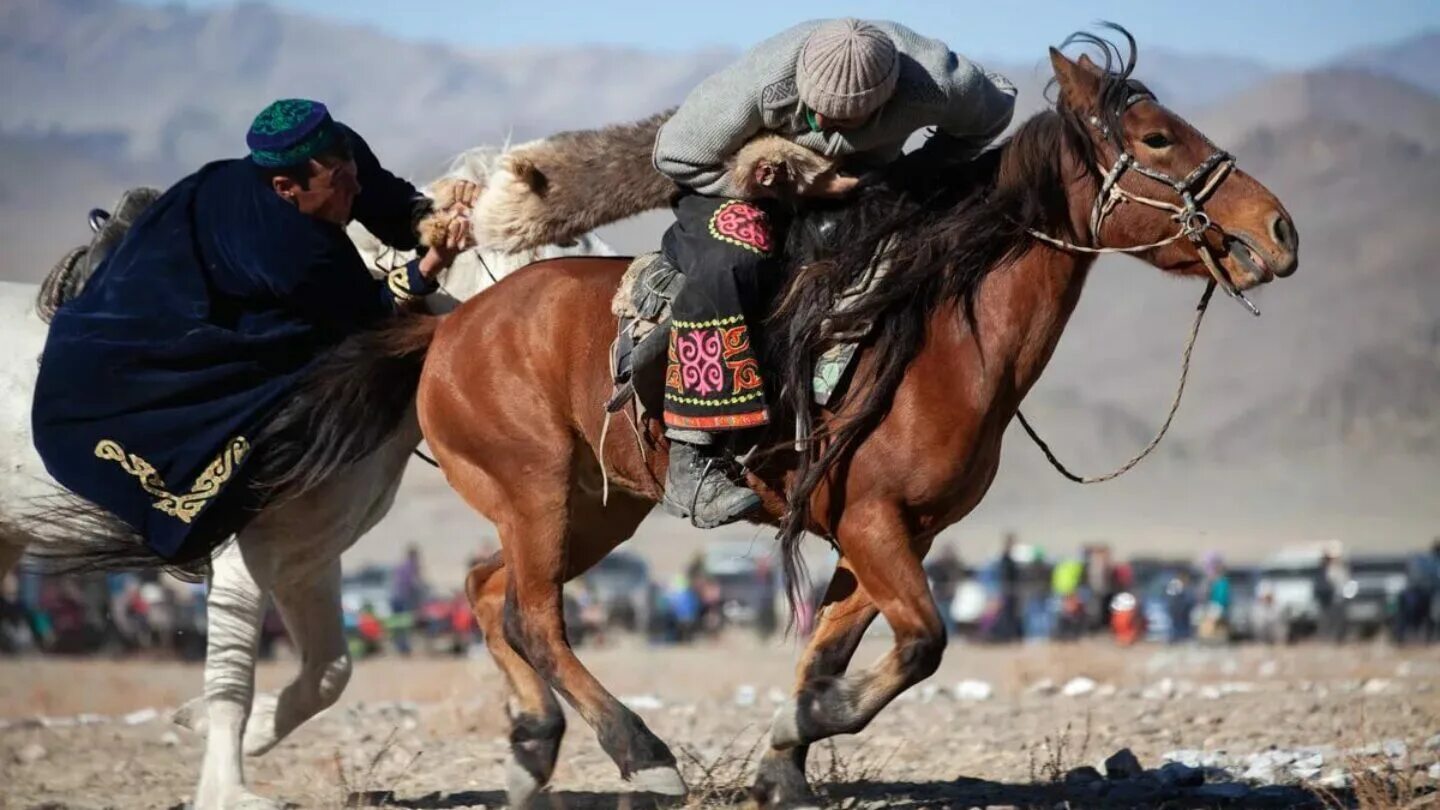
[767, 25, 1142, 601]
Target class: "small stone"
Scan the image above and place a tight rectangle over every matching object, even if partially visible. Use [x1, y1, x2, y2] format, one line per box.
[1062, 677, 1097, 697]
[733, 685, 756, 707]
[1026, 678, 1057, 696]
[954, 679, 993, 702]
[123, 707, 159, 725]
[1105, 776, 1164, 802]
[620, 694, 663, 711]
[160, 730, 181, 747]
[1428, 763, 1440, 781]
[1194, 782, 1251, 801]
[1155, 761, 1205, 788]
[14, 742, 46, 765]
[1105, 748, 1145, 780]
[1162, 749, 1205, 768]
[1423, 733, 1440, 751]
[1362, 678, 1392, 695]
[1258, 660, 1278, 678]
[1319, 769, 1350, 789]
[1063, 765, 1104, 785]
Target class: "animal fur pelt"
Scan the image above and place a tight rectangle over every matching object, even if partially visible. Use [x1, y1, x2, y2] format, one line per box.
[469, 110, 837, 253]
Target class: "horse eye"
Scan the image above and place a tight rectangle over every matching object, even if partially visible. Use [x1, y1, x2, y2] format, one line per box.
[1142, 132, 1173, 149]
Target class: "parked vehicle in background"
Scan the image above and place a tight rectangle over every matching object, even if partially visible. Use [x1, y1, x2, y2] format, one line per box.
[948, 575, 989, 638]
[1224, 567, 1260, 641]
[580, 551, 655, 634]
[1340, 556, 1409, 640]
[1137, 563, 1197, 643]
[1253, 545, 1332, 644]
[701, 540, 779, 636]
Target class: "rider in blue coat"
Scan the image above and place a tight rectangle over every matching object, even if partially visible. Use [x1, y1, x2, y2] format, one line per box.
[32, 99, 472, 564]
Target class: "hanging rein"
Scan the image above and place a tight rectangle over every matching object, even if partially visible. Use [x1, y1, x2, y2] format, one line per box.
[1016, 91, 1257, 484]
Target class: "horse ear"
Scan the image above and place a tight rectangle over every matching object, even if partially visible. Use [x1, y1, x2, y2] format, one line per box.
[1076, 53, 1103, 75]
[1049, 47, 1101, 111]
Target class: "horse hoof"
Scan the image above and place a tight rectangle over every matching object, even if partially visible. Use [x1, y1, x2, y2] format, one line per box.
[768, 700, 802, 749]
[193, 788, 285, 810]
[752, 751, 818, 809]
[171, 697, 207, 734]
[241, 693, 282, 757]
[630, 764, 687, 797]
[506, 756, 546, 809]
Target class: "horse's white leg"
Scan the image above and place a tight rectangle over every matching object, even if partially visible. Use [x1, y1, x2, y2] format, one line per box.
[239, 416, 416, 756]
[192, 541, 279, 810]
[241, 555, 349, 756]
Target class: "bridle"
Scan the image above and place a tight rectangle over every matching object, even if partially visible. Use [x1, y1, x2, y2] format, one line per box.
[1015, 88, 1260, 485]
[1024, 91, 1260, 317]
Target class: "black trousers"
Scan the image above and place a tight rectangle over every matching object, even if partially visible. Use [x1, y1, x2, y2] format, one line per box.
[661, 194, 786, 432]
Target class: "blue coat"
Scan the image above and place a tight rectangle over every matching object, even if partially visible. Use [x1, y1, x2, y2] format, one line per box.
[32, 126, 434, 561]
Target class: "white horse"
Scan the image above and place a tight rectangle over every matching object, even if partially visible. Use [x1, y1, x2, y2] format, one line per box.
[0, 146, 613, 809]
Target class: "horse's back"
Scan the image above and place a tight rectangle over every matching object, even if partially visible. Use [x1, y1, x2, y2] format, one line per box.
[421, 255, 629, 440]
[0, 282, 60, 522]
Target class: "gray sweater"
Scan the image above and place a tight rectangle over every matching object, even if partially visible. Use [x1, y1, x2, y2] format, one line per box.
[654, 19, 1018, 198]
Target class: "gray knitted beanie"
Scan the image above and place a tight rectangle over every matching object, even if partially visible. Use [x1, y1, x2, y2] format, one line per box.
[796, 19, 900, 120]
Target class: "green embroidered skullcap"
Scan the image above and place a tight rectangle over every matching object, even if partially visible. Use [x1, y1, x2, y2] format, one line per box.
[246, 99, 340, 168]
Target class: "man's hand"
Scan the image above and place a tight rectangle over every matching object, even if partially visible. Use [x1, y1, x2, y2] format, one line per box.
[431, 178, 480, 212]
[803, 171, 861, 199]
[418, 213, 475, 280]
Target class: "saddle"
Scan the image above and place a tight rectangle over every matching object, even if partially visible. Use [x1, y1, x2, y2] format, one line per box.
[605, 237, 891, 422]
[37, 187, 162, 323]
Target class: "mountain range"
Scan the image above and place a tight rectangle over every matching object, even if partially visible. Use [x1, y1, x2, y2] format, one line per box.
[2, 0, 1436, 570]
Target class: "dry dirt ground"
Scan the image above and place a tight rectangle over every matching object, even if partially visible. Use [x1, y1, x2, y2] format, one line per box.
[1, 639, 1438, 809]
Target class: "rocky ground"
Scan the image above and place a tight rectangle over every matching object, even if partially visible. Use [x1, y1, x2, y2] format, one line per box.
[2, 639, 1438, 808]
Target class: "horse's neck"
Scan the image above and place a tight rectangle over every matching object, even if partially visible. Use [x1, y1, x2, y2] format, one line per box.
[961, 156, 1101, 405]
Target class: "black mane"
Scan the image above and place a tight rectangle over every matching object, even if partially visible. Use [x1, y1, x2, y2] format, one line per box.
[764, 25, 1142, 604]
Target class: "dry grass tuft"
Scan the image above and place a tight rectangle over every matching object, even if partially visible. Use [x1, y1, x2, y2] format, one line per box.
[305, 727, 424, 809]
[1026, 712, 1094, 784]
[677, 727, 765, 808]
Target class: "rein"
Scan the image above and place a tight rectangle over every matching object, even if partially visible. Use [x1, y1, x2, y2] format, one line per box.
[1016, 91, 1252, 484]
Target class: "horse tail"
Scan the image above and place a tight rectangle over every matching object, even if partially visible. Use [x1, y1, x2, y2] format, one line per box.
[11, 489, 221, 579]
[249, 314, 442, 503]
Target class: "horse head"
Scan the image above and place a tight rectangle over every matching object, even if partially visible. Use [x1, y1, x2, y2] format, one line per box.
[1048, 30, 1298, 295]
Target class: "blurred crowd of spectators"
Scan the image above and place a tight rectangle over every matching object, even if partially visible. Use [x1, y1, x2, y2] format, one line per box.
[6, 535, 1438, 660]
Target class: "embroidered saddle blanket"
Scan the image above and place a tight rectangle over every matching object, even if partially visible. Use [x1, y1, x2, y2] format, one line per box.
[605, 244, 889, 420]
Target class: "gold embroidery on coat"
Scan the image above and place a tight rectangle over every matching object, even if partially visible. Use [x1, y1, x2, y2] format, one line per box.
[94, 437, 250, 524]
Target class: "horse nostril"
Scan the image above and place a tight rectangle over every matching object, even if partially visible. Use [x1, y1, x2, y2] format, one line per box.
[1269, 213, 1297, 252]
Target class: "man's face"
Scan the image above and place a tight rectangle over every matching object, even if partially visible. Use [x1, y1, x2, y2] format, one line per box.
[273, 155, 361, 226]
[813, 111, 871, 133]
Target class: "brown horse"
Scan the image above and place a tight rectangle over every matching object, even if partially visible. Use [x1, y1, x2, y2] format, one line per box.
[369, 32, 1297, 806]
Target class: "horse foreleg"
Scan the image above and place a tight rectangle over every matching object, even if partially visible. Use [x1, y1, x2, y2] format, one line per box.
[190, 542, 279, 810]
[497, 502, 684, 799]
[753, 558, 879, 805]
[241, 557, 349, 757]
[467, 556, 566, 808]
[767, 505, 944, 756]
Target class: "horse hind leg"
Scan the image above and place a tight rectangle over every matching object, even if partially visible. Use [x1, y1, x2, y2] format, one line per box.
[240, 556, 350, 757]
[467, 556, 567, 808]
[752, 558, 879, 807]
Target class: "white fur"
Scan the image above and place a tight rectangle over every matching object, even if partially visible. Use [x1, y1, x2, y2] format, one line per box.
[0, 146, 614, 808]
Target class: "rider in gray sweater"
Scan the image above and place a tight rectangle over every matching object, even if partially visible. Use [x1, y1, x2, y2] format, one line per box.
[651, 19, 1017, 529]
[655, 18, 1018, 198]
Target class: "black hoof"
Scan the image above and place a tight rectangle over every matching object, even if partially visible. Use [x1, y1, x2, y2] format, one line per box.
[751, 749, 816, 808]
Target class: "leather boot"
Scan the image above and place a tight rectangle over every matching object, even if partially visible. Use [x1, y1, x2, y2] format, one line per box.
[662, 440, 760, 529]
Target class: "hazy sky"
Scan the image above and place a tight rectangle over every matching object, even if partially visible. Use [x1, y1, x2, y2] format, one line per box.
[133, 0, 1438, 67]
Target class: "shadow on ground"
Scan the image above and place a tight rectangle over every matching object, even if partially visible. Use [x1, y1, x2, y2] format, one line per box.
[358, 776, 1381, 808]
